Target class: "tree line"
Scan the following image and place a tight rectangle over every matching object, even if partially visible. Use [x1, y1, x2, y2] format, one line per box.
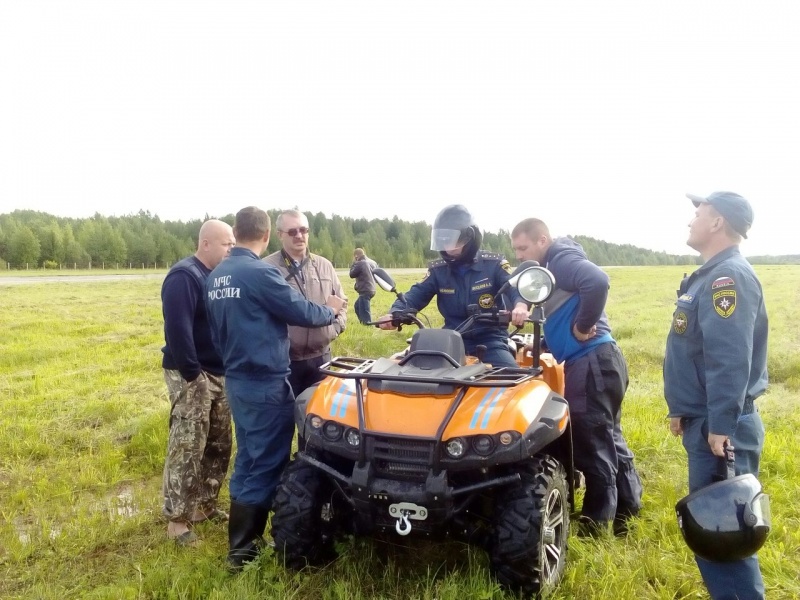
[1, 209, 795, 270]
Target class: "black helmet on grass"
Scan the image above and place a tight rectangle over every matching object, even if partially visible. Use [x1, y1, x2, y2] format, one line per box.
[431, 205, 482, 265]
[675, 473, 770, 562]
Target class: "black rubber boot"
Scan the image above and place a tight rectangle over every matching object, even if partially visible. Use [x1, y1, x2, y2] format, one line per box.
[227, 500, 269, 571]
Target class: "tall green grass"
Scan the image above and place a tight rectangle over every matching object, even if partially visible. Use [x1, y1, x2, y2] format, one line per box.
[1, 266, 798, 599]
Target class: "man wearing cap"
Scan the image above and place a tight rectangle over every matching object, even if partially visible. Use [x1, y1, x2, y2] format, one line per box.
[664, 191, 768, 599]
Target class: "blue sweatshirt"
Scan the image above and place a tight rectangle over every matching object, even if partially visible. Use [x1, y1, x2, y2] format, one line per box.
[542, 237, 614, 364]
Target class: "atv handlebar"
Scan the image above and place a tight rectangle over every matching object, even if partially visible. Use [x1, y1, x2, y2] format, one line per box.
[453, 309, 512, 335]
[367, 310, 426, 331]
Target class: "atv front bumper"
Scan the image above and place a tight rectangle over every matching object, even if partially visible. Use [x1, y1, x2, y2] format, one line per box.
[297, 451, 520, 535]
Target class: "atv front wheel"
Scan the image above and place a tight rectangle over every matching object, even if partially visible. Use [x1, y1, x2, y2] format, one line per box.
[271, 459, 338, 569]
[490, 455, 569, 597]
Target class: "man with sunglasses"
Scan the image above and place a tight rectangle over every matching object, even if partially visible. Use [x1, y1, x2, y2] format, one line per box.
[264, 210, 348, 400]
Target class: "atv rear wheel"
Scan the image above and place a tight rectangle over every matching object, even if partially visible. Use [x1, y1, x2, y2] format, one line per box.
[490, 455, 569, 597]
[271, 459, 338, 569]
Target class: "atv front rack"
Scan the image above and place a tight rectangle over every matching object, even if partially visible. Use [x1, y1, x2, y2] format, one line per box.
[320, 356, 537, 388]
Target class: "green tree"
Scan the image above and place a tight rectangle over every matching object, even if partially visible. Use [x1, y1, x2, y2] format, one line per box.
[38, 223, 66, 265]
[8, 226, 41, 267]
[127, 230, 158, 266]
[78, 218, 127, 265]
[327, 216, 354, 267]
[313, 228, 335, 262]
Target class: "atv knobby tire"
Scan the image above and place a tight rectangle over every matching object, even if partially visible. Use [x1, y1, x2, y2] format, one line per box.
[490, 455, 569, 597]
[271, 459, 337, 569]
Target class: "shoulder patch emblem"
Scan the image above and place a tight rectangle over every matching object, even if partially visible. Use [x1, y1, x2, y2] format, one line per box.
[479, 293, 495, 309]
[673, 311, 688, 334]
[713, 289, 737, 318]
[500, 259, 513, 275]
[712, 276, 735, 289]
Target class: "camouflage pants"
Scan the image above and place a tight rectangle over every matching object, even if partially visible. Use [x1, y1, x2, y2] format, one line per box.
[162, 370, 232, 522]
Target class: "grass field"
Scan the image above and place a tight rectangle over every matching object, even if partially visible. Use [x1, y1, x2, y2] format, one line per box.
[1, 265, 799, 599]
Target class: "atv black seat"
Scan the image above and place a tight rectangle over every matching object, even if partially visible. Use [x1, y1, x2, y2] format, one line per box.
[404, 329, 466, 370]
[366, 357, 489, 395]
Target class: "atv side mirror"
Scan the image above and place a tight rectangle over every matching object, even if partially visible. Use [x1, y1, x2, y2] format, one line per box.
[372, 268, 396, 293]
[516, 267, 555, 305]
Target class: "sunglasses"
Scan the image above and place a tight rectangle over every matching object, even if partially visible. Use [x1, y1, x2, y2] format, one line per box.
[279, 227, 309, 237]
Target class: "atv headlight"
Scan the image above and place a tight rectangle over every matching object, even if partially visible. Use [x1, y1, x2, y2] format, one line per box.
[472, 435, 495, 456]
[499, 431, 516, 445]
[516, 266, 555, 304]
[345, 428, 361, 448]
[445, 437, 467, 459]
[323, 421, 343, 441]
[310, 415, 323, 429]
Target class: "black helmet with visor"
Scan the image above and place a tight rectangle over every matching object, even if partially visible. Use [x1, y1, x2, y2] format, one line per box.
[431, 204, 482, 265]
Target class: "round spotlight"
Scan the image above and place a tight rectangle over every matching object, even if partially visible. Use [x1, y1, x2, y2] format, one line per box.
[345, 428, 361, 448]
[499, 431, 514, 445]
[445, 438, 467, 459]
[310, 415, 323, 429]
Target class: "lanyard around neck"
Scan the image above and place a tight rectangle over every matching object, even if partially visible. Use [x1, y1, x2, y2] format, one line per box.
[280, 249, 310, 298]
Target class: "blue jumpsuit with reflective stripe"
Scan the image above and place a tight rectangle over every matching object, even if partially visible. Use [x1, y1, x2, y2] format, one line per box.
[390, 251, 522, 368]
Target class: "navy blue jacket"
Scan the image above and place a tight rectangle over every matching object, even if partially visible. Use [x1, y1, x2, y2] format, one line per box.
[664, 246, 768, 436]
[161, 256, 223, 381]
[390, 251, 522, 345]
[205, 247, 336, 380]
[542, 237, 614, 364]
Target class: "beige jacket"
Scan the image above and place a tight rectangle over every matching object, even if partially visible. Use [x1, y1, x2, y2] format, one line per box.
[263, 251, 348, 360]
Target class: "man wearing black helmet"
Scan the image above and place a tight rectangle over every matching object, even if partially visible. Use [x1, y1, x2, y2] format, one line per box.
[665, 191, 768, 599]
[378, 205, 529, 368]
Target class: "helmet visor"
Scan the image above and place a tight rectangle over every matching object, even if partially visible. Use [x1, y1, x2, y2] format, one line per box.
[431, 228, 463, 251]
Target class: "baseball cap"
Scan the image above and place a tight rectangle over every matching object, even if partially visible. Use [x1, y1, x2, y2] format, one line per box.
[687, 191, 754, 238]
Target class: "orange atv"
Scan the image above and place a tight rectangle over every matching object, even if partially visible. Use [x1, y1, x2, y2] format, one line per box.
[271, 263, 574, 597]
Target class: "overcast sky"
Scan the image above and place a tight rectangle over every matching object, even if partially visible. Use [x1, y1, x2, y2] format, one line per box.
[1, 2, 798, 256]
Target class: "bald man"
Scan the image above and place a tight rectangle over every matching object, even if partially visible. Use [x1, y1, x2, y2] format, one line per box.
[161, 219, 236, 545]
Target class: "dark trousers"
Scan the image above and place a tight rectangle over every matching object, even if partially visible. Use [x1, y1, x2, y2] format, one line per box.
[354, 292, 374, 324]
[565, 342, 643, 523]
[682, 412, 765, 599]
[464, 339, 518, 369]
[288, 352, 331, 400]
[224, 375, 295, 509]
